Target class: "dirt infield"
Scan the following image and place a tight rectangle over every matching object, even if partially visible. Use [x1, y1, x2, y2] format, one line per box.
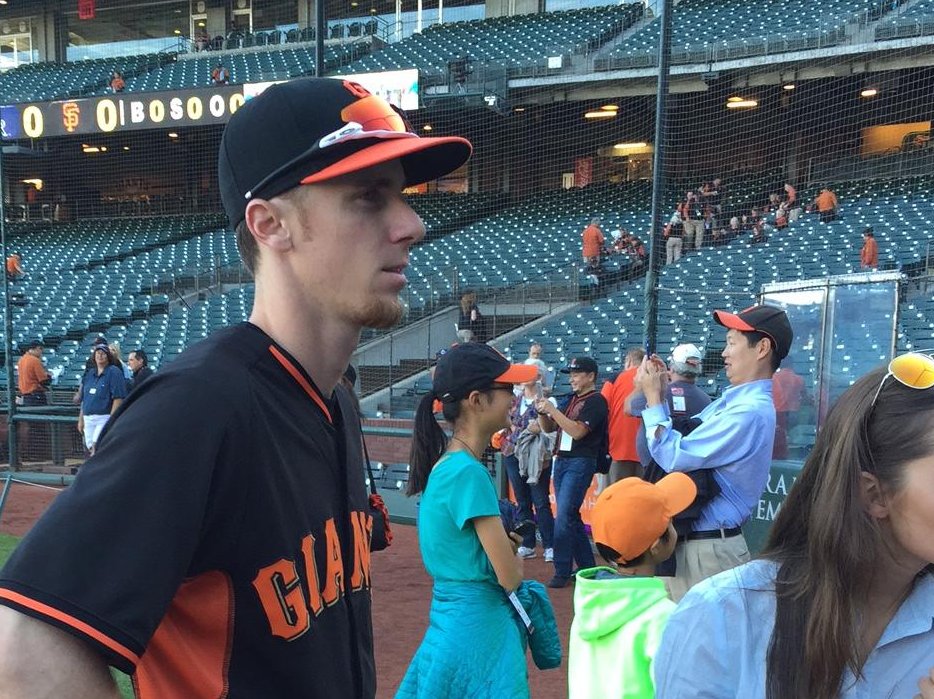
[1, 484, 573, 699]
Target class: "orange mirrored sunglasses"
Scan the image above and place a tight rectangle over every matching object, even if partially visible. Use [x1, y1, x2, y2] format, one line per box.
[870, 351, 934, 408]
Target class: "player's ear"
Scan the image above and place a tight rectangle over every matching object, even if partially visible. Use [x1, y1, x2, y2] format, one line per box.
[244, 198, 293, 254]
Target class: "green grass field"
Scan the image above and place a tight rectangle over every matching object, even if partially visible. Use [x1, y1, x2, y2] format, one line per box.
[0, 534, 135, 698]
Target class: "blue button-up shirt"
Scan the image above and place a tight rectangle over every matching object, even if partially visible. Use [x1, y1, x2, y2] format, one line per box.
[641, 379, 775, 530]
[655, 559, 934, 698]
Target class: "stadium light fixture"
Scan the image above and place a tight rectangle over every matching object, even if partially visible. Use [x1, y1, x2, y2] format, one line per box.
[601, 104, 619, 111]
[613, 142, 648, 149]
[513, 107, 526, 113]
[727, 96, 743, 102]
[123, 146, 130, 151]
[422, 124, 432, 131]
[584, 111, 616, 119]
[783, 83, 796, 91]
[861, 88, 878, 98]
[726, 99, 758, 109]
[82, 146, 100, 154]
[168, 132, 179, 138]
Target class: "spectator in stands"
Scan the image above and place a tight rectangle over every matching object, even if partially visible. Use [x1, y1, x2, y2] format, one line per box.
[502, 367, 555, 562]
[581, 217, 605, 268]
[570, 473, 697, 699]
[774, 202, 789, 230]
[664, 207, 684, 264]
[212, 62, 230, 85]
[655, 356, 934, 698]
[814, 187, 839, 223]
[109, 71, 125, 93]
[17, 340, 49, 408]
[703, 207, 718, 242]
[783, 183, 800, 221]
[536, 356, 609, 588]
[637, 305, 792, 600]
[401, 343, 541, 697]
[195, 29, 210, 51]
[77, 341, 127, 455]
[127, 349, 153, 391]
[5, 252, 22, 282]
[861, 226, 879, 269]
[601, 348, 645, 487]
[457, 290, 482, 343]
[524, 343, 550, 390]
[16, 340, 51, 465]
[680, 192, 704, 252]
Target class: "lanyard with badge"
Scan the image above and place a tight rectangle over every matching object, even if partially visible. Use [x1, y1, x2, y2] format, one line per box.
[558, 392, 593, 451]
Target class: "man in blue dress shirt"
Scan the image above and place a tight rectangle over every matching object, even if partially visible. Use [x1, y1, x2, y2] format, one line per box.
[638, 305, 792, 600]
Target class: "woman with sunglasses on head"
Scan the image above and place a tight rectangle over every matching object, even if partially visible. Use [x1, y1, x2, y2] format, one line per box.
[396, 344, 540, 699]
[655, 353, 934, 699]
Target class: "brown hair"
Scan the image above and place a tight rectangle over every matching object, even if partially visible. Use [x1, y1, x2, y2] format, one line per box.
[235, 219, 258, 276]
[762, 366, 934, 699]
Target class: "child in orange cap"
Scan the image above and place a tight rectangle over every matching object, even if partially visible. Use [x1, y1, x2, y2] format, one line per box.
[568, 473, 697, 699]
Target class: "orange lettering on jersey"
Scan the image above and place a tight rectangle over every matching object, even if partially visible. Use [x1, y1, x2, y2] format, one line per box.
[349, 511, 372, 591]
[342, 80, 371, 99]
[320, 518, 345, 607]
[300, 533, 324, 617]
[252, 558, 310, 641]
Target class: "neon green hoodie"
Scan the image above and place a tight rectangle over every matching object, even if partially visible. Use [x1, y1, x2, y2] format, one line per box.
[568, 567, 675, 699]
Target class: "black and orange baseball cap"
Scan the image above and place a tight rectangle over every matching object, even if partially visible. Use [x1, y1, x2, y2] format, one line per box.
[218, 77, 472, 227]
[433, 344, 538, 403]
[713, 304, 793, 360]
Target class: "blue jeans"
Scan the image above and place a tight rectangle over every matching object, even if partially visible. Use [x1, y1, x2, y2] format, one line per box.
[503, 454, 554, 550]
[552, 456, 596, 578]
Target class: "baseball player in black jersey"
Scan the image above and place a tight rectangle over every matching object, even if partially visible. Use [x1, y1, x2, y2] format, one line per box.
[0, 78, 471, 698]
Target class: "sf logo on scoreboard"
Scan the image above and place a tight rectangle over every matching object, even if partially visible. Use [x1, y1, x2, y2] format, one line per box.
[61, 103, 81, 133]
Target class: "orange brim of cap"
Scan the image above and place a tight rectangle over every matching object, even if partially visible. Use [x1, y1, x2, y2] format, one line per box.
[654, 472, 699, 517]
[301, 135, 472, 187]
[495, 363, 540, 384]
[713, 309, 755, 332]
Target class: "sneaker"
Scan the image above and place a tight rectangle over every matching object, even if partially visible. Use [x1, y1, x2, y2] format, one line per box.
[517, 546, 536, 559]
[546, 575, 571, 589]
[543, 548, 554, 562]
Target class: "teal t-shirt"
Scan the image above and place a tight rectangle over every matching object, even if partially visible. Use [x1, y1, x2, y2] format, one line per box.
[417, 450, 501, 583]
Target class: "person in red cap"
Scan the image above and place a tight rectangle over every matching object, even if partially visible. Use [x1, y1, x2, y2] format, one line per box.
[399, 343, 545, 698]
[0, 78, 472, 698]
[637, 304, 792, 601]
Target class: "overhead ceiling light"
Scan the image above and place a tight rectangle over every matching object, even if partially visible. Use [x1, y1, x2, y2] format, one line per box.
[600, 104, 619, 111]
[860, 88, 878, 98]
[422, 124, 432, 131]
[351, 2, 358, 6]
[727, 96, 743, 102]
[22, 178, 43, 190]
[726, 99, 758, 109]
[100, 146, 108, 152]
[173, 29, 182, 35]
[197, 21, 206, 27]
[783, 83, 796, 90]
[584, 111, 616, 119]
[513, 107, 526, 112]
[613, 142, 648, 149]
[82, 146, 100, 154]
[123, 146, 130, 151]
[168, 132, 179, 138]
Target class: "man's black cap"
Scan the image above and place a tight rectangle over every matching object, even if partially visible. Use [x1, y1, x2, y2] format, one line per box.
[433, 344, 537, 403]
[560, 356, 599, 375]
[218, 77, 473, 228]
[23, 339, 43, 350]
[713, 304, 793, 360]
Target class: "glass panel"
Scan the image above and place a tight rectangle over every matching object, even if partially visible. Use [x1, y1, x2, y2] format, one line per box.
[66, 1, 189, 60]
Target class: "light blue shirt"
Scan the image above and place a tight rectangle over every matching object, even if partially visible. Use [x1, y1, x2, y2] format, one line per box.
[641, 379, 775, 530]
[655, 559, 934, 698]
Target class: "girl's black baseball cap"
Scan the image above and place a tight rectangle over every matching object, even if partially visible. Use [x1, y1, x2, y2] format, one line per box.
[433, 344, 539, 403]
[218, 77, 473, 227]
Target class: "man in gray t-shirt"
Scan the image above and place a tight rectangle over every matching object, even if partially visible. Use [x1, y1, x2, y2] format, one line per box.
[627, 343, 711, 467]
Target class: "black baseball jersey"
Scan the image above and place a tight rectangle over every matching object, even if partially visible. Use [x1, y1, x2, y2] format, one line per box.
[0, 323, 375, 698]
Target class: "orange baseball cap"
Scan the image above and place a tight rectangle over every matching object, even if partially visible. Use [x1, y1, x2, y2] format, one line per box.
[591, 474, 698, 564]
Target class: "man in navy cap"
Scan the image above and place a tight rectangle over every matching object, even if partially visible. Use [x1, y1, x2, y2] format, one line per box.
[638, 304, 793, 600]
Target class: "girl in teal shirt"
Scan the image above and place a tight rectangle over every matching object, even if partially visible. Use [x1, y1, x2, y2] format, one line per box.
[396, 343, 539, 699]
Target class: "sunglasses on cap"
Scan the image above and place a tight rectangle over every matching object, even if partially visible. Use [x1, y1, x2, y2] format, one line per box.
[870, 351, 934, 408]
[245, 99, 415, 202]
